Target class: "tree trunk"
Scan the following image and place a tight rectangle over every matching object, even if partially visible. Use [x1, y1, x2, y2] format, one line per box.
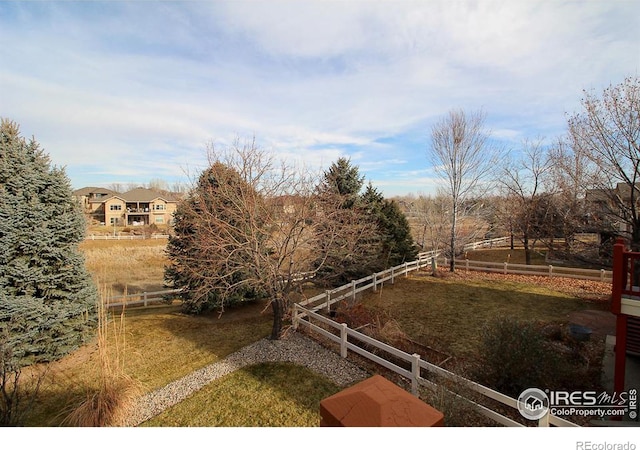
[523, 233, 531, 265]
[270, 296, 284, 340]
[449, 205, 457, 272]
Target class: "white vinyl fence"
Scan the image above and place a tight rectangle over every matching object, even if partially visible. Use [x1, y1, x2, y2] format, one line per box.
[296, 251, 438, 313]
[448, 258, 612, 283]
[292, 306, 577, 427]
[106, 288, 182, 308]
[292, 253, 578, 428]
[462, 236, 511, 251]
[86, 234, 170, 240]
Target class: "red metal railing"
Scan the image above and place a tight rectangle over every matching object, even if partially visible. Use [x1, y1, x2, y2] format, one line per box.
[610, 238, 640, 396]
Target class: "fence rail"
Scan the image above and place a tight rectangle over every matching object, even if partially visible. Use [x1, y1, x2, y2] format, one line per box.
[297, 251, 437, 313]
[462, 236, 511, 251]
[106, 288, 182, 308]
[86, 234, 170, 240]
[292, 307, 576, 427]
[448, 258, 612, 283]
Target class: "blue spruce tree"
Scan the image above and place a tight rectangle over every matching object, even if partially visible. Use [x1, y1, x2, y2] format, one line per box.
[0, 119, 97, 366]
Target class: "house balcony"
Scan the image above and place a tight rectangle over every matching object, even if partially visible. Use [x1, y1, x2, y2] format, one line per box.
[610, 238, 640, 393]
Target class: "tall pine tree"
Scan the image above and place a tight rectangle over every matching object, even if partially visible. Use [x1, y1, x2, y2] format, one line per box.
[0, 119, 97, 366]
[361, 183, 419, 268]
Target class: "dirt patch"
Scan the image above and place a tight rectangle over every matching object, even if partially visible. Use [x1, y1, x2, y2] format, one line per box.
[567, 309, 616, 336]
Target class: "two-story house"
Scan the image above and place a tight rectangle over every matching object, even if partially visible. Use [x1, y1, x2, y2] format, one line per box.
[73, 187, 179, 226]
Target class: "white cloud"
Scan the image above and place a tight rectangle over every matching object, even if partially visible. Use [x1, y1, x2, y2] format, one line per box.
[1, 0, 638, 195]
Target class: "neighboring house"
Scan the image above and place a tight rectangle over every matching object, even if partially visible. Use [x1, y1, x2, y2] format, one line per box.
[73, 187, 179, 226]
[269, 194, 308, 218]
[585, 183, 639, 235]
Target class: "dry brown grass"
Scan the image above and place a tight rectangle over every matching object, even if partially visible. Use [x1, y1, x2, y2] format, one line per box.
[80, 239, 168, 295]
[61, 287, 142, 426]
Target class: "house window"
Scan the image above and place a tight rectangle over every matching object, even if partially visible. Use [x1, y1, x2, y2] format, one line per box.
[154, 204, 166, 211]
[110, 204, 122, 211]
[110, 217, 119, 225]
[155, 216, 164, 224]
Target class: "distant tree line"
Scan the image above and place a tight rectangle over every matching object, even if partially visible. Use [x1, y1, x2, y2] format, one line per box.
[420, 75, 639, 267]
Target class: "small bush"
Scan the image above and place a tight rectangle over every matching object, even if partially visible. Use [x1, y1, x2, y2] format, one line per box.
[472, 317, 578, 398]
[0, 336, 48, 426]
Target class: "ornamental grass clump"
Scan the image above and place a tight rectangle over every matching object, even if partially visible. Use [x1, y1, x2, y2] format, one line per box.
[62, 287, 141, 427]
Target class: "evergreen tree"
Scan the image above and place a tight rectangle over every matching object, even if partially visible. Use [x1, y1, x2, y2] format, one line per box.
[164, 162, 265, 313]
[362, 183, 419, 268]
[313, 159, 372, 285]
[316, 157, 365, 209]
[0, 119, 97, 366]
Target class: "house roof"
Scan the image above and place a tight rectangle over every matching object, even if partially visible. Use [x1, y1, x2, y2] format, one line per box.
[119, 187, 179, 202]
[72, 186, 117, 197]
[76, 187, 180, 204]
[615, 183, 640, 201]
[585, 188, 611, 202]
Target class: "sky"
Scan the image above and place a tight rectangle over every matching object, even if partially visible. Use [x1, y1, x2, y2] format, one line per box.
[1, 0, 638, 197]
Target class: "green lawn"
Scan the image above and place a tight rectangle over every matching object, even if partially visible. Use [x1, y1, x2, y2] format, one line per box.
[23, 262, 610, 427]
[25, 301, 272, 426]
[360, 271, 608, 360]
[143, 362, 342, 427]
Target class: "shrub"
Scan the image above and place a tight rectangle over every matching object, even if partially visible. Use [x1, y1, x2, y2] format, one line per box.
[472, 317, 576, 398]
[0, 330, 48, 426]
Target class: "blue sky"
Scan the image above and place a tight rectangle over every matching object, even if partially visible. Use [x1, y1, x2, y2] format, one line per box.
[1, 1, 638, 197]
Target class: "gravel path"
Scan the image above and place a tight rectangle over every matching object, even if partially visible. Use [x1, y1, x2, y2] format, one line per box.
[122, 332, 369, 426]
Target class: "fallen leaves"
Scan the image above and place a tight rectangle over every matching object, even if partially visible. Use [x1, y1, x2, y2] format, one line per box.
[438, 268, 612, 303]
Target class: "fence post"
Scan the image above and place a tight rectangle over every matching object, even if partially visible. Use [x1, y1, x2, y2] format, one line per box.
[548, 265, 553, 278]
[143, 292, 148, 307]
[341, 323, 348, 358]
[325, 290, 331, 313]
[391, 267, 395, 284]
[292, 306, 299, 330]
[411, 353, 420, 396]
[405, 262, 409, 277]
[504, 262, 508, 275]
[351, 280, 356, 301]
[601, 269, 605, 283]
[373, 273, 377, 292]
[465, 259, 469, 272]
[538, 412, 550, 427]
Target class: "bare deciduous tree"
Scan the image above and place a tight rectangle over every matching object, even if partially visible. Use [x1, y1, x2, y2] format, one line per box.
[165, 138, 332, 339]
[568, 76, 640, 249]
[427, 109, 500, 270]
[413, 193, 452, 253]
[547, 136, 593, 255]
[500, 138, 552, 264]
